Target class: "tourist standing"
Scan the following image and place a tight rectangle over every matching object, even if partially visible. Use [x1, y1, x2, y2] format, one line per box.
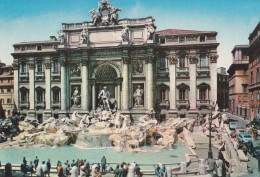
[57, 162, 64, 177]
[101, 156, 106, 174]
[71, 160, 76, 167]
[208, 158, 216, 177]
[42, 161, 49, 177]
[23, 157, 27, 165]
[119, 164, 127, 177]
[28, 161, 34, 177]
[216, 158, 223, 177]
[71, 165, 78, 177]
[135, 164, 143, 177]
[63, 162, 69, 177]
[155, 164, 161, 177]
[34, 156, 39, 170]
[114, 164, 120, 177]
[5, 162, 12, 177]
[46, 159, 51, 177]
[160, 164, 167, 177]
[36, 161, 44, 177]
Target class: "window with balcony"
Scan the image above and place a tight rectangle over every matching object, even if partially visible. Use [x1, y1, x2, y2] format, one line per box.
[159, 56, 168, 72]
[179, 88, 186, 100]
[36, 88, 44, 102]
[20, 88, 28, 103]
[52, 87, 61, 103]
[197, 54, 209, 68]
[199, 88, 207, 100]
[52, 61, 60, 73]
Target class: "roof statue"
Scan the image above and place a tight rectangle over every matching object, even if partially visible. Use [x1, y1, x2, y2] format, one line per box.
[89, 0, 122, 26]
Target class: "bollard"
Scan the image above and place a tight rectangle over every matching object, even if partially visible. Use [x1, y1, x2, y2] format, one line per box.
[92, 164, 97, 177]
[180, 162, 186, 173]
[199, 163, 206, 175]
[167, 166, 172, 177]
[128, 165, 135, 177]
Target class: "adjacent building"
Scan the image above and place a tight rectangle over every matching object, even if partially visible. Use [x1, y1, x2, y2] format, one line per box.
[217, 67, 229, 111]
[228, 45, 249, 118]
[12, 0, 219, 122]
[0, 61, 14, 118]
[247, 22, 260, 120]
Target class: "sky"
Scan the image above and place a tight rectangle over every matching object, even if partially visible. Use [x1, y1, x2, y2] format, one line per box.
[0, 0, 259, 69]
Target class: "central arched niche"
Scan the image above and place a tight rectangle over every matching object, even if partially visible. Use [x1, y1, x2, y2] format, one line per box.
[95, 64, 117, 79]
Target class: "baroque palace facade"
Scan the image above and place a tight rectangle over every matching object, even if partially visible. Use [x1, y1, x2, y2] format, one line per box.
[12, 0, 219, 122]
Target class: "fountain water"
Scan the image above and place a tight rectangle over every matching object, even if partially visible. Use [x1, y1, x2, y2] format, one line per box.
[75, 132, 112, 148]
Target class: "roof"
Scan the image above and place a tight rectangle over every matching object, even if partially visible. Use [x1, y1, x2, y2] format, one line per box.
[156, 29, 216, 35]
[249, 21, 260, 39]
[231, 45, 249, 53]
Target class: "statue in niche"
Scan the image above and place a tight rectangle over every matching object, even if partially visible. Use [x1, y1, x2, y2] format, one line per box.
[133, 85, 144, 107]
[70, 65, 81, 77]
[133, 61, 143, 75]
[89, 8, 102, 26]
[121, 27, 129, 42]
[147, 25, 155, 40]
[110, 6, 122, 25]
[98, 86, 111, 111]
[59, 30, 65, 45]
[71, 87, 81, 107]
[80, 28, 88, 45]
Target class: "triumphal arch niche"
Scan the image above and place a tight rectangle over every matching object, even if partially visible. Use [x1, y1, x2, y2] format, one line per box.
[57, 0, 156, 121]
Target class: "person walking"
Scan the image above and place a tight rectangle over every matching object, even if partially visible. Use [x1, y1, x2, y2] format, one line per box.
[28, 161, 34, 177]
[155, 164, 161, 177]
[101, 156, 106, 174]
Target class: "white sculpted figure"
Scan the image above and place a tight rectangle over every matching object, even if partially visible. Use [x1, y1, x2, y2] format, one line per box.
[71, 87, 81, 107]
[80, 28, 88, 45]
[59, 30, 65, 45]
[133, 85, 144, 107]
[121, 27, 129, 42]
[110, 6, 122, 25]
[147, 25, 155, 40]
[98, 86, 111, 111]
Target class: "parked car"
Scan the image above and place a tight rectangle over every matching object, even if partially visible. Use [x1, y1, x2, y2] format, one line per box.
[236, 132, 254, 143]
[235, 128, 246, 135]
[229, 122, 237, 130]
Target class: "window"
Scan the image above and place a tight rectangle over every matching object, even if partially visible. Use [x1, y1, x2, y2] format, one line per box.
[200, 36, 205, 42]
[251, 71, 254, 84]
[160, 56, 168, 71]
[52, 61, 60, 73]
[243, 85, 248, 93]
[36, 89, 44, 102]
[0, 99, 4, 104]
[0, 79, 3, 83]
[7, 88, 11, 92]
[243, 69, 248, 75]
[160, 38, 165, 44]
[37, 46, 42, 50]
[257, 68, 260, 83]
[179, 88, 186, 100]
[7, 110, 10, 115]
[197, 54, 208, 68]
[54, 45, 58, 49]
[251, 93, 254, 101]
[53, 88, 60, 102]
[20, 63, 27, 73]
[0, 89, 4, 93]
[179, 37, 185, 43]
[21, 46, 25, 51]
[199, 88, 207, 100]
[161, 88, 166, 101]
[8, 79, 10, 83]
[37, 62, 43, 73]
[7, 99, 11, 104]
[257, 92, 260, 101]
[179, 56, 186, 68]
[21, 90, 28, 102]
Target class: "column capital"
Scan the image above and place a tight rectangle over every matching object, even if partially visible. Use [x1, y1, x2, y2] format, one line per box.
[12, 63, 19, 70]
[145, 55, 155, 64]
[28, 62, 34, 70]
[81, 58, 89, 66]
[209, 54, 219, 63]
[59, 59, 67, 67]
[44, 62, 51, 69]
[168, 55, 178, 65]
[188, 55, 198, 64]
[122, 56, 131, 64]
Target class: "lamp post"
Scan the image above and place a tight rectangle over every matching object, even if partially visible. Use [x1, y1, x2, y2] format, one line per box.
[208, 104, 213, 159]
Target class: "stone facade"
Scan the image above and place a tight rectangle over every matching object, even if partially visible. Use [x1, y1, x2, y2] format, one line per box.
[247, 22, 260, 120]
[217, 67, 229, 111]
[228, 45, 249, 119]
[0, 62, 14, 118]
[12, 0, 219, 122]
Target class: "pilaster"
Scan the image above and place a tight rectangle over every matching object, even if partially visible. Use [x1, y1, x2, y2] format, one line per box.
[59, 54, 68, 117]
[28, 59, 36, 119]
[13, 61, 19, 113]
[122, 56, 130, 111]
[189, 54, 198, 111]
[43, 57, 51, 120]
[209, 54, 218, 104]
[145, 55, 155, 110]
[81, 53, 90, 113]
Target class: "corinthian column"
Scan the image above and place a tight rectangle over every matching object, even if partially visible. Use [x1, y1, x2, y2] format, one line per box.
[28, 60, 36, 119]
[169, 55, 177, 110]
[145, 55, 154, 109]
[43, 58, 51, 120]
[189, 55, 198, 110]
[59, 57, 67, 115]
[81, 55, 90, 112]
[209, 54, 218, 104]
[122, 56, 130, 111]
